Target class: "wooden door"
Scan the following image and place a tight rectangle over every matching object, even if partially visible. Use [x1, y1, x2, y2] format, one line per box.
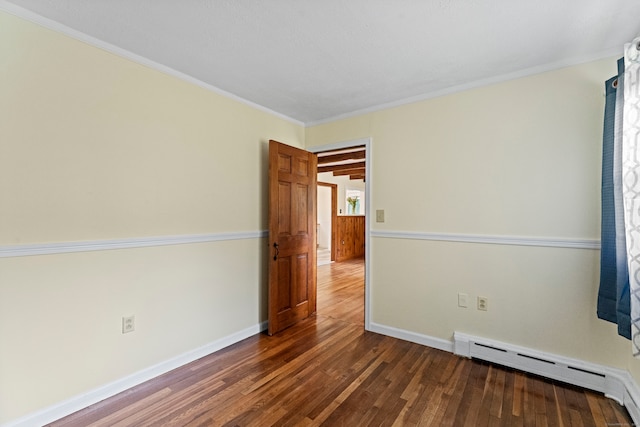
[268, 140, 317, 335]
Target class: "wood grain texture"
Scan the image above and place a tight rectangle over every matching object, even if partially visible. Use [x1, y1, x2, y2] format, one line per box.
[48, 258, 633, 426]
[317, 149, 366, 165]
[268, 140, 317, 335]
[336, 216, 365, 262]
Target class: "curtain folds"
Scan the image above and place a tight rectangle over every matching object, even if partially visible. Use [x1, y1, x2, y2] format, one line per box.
[622, 38, 640, 355]
[598, 37, 640, 355]
[598, 58, 631, 340]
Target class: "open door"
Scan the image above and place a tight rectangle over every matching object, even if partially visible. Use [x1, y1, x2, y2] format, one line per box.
[268, 140, 317, 335]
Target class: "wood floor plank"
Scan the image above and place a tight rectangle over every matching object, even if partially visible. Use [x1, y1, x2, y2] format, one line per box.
[551, 384, 570, 427]
[512, 371, 525, 418]
[489, 366, 506, 419]
[570, 385, 597, 427]
[541, 381, 559, 426]
[48, 257, 633, 427]
[392, 355, 432, 426]
[440, 359, 473, 426]
[500, 366, 515, 425]
[460, 362, 488, 427]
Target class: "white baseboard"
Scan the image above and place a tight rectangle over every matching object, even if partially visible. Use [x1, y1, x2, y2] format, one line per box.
[620, 373, 640, 424]
[3, 321, 268, 427]
[368, 322, 454, 353]
[7, 322, 639, 426]
[453, 332, 640, 426]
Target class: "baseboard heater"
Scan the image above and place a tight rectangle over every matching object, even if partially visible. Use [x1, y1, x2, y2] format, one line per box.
[453, 331, 640, 424]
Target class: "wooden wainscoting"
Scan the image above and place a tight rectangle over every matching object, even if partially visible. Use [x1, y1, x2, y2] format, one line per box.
[336, 215, 365, 262]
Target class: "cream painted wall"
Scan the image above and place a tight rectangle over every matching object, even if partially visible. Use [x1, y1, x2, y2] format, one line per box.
[0, 11, 303, 245]
[0, 240, 267, 421]
[306, 58, 637, 372]
[0, 11, 303, 423]
[317, 185, 332, 249]
[3, 6, 639, 425]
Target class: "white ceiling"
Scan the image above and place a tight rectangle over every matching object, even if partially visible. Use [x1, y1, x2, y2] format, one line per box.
[5, 0, 640, 125]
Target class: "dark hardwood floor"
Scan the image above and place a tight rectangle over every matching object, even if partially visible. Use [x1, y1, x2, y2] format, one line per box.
[49, 257, 633, 426]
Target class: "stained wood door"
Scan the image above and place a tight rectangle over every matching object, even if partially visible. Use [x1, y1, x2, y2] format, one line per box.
[268, 140, 317, 335]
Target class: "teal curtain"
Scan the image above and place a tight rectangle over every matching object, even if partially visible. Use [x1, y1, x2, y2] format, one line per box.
[597, 58, 631, 340]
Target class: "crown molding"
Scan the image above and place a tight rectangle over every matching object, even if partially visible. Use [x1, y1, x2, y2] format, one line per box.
[0, 1, 304, 127]
[306, 47, 622, 127]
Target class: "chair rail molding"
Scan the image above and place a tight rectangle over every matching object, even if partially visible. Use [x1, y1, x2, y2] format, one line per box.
[371, 230, 600, 250]
[0, 231, 268, 258]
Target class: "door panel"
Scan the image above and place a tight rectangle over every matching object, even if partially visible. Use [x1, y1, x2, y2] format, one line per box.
[296, 254, 309, 304]
[277, 257, 292, 312]
[295, 184, 308, 233]
[268, 140, 317, 335]
[278, 183, 291, 234]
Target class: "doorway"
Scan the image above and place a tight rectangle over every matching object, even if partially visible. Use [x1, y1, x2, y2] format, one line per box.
[309, 138, 371, 330]
[317, 182, 336, 266]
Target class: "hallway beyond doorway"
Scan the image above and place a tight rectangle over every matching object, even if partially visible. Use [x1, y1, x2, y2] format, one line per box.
[317, 257, 364, 326]
[317, 247, 331, 266]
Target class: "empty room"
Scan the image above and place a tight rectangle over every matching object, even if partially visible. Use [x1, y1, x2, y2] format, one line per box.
[3, 1, 640, 426]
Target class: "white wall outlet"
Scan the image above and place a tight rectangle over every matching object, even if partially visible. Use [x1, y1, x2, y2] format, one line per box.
[376, 209, 385, 222]
[457, 292, 468, 308]
[122, 315, 135, 334]
[477, 297, 488, 311]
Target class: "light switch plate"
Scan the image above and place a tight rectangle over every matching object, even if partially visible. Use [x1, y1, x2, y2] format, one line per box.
[458, 293, 468, 308]
[376, 209, 385, 222]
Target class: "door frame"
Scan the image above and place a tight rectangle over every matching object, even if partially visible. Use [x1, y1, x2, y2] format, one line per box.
[317, 182, 337, 262]
[308, 137, 371, 331]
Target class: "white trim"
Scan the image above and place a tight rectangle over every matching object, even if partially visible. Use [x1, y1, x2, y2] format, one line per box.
[2, 321, 268, 427]
[0, 230, 596, 259]
[371, 230, 600, 250]
[0, 1, 303, 127]
[0, 231, 268, 258]
[308, 137, 372, 331]
[619, 372, 640, 425]
[369, 322, 454, 353]
[306, 46, 623, 127]
[453, 332, 640, 426]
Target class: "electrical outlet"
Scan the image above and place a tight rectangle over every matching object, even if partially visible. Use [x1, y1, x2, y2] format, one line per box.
[477, 297, 488, 311]
[122, 315, 135, 334]
[457, 292, 468, 308]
